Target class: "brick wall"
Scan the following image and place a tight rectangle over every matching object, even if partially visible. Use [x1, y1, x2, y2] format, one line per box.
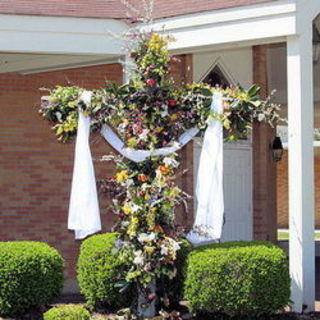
[252, 45, 277, 241]
[0, 64, 122, 282]
[0, 55, 193, 287]
[169, 54, 194, 229]
[277, 150, 320, 228]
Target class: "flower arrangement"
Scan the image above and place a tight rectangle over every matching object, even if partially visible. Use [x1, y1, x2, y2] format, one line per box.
[39, 31, 282, 315]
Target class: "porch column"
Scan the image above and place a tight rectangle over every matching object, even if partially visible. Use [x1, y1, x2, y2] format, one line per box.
[287, 27, 315, 312]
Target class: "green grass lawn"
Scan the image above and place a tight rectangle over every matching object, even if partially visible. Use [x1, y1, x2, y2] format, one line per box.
[278, 230, 320, 240]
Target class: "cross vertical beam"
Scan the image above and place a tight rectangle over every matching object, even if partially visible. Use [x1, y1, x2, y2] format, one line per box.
[287, 27, 315, 312]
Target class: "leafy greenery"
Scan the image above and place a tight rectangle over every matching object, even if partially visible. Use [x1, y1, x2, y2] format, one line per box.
[184, 241, 290, 317]
[77, 232, 192, 310]
[43, 305, 90, 320]
[0, 241, 64, 317]
[77, 233, 132, 310]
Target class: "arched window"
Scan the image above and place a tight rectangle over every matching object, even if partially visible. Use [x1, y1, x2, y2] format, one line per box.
[203, 65, 230, 89]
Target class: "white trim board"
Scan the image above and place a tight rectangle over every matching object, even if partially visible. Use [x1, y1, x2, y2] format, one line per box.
[142, 0, 297, 52]
[0, 14, 128, 55]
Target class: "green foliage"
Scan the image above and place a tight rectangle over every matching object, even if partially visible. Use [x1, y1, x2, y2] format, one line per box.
[77, 233, 192, 310]
[184, 241, 290, 317]
[77, 233, 132, 310]
[43, 305, 90, 320]
[40, 86, 84, 142]
[161, 238, 193, 302]
[0, 241, 64, 317]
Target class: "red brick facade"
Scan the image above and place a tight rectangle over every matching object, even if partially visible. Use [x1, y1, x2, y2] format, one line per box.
[277, 151, 320, 228]
[252, 45, 277, 241]
[0, 55, 194, 285]
[0, 64, 123, 281]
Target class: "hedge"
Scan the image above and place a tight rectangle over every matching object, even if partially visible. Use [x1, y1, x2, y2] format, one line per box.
[77, 233, 131, 309]
[43, 305, 90, 320]
[184, 241, 290, 317]
[77, 233, 192, 309]
[0, 241, 64, 317]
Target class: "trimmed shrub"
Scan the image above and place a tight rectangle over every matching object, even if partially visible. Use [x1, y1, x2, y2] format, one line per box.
[77, 233, 192, 310]
[43, 305, 90, 320]
[0, 241, 64, 317]
[184, 241, 290, 317]
[77, 233, 131, 309]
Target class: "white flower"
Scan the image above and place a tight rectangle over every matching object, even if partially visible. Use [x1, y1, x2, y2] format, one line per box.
[160, 245, 169, 256]
[139, 129, 150, 141]
[125, 179, 134, 187]
[163, 157, 179, 168]
[133, 250, 144, 265]
[130, 202, 141, 213]
[258, 113, 265, 122]
[79, 90, 93, 105]
[171, 240, 181, 253]
[161, 105, 169, 117]
[138, 232, 155, 243]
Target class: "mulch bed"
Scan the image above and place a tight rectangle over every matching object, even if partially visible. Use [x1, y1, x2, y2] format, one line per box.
[2, 295, 320, 320]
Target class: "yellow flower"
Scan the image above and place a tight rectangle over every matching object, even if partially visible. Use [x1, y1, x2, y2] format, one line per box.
[116, 170, 129, 183]
[145, 193, 151, 201]
[127, 137, 138, 148]
[170, 113, 179, 121]
[131, 217, 139, 225]
[122, 202, 132, 215]
[156, 127, 163, 132]
[145, 246, 155, 254]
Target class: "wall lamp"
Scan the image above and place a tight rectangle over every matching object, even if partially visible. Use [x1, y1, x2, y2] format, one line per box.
[271, 136, 284, 162]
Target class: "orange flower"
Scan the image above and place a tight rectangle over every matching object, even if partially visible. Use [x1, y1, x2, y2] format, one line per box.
[158, 165, 170, 175]
[138, 174, 148, 182]
[153, 225, 163, 233]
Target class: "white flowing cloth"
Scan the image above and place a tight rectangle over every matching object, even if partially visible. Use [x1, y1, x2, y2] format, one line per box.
[68, 92, 101, 239]
[187, 93, 224, 245]
[68, 91, 224, 242]
[100, 125, 199, 163]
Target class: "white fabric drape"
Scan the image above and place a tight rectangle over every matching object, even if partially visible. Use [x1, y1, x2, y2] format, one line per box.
[101, 125, 199, 162]
[68, 110, 101, 239]
[187, 93, 224, 245]
[68, 91, 224, 243]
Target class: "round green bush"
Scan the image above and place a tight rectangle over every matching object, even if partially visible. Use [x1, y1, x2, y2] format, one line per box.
[43, 305, 90, 320]
[77, 233, 192, 310]
[0, 241, 64, 317]
[77, 232, 131, 309]
[184, 241, 290, 317]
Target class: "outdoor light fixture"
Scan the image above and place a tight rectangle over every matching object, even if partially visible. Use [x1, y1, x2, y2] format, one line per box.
[271, 136, 284, 162]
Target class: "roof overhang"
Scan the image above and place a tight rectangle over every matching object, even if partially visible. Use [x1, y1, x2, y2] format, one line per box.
[142, 0, 320, 53]
[145, 0, 297, 53]
[1, 0, 320, 74]
[0, 14, 129, 73]
[0, 14, 128, 55]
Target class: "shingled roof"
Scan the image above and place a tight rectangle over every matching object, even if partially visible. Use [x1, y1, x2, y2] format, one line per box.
[0, 0, 277, 20]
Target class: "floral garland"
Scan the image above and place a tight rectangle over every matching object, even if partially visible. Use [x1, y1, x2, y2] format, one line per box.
[39, 31, 282, 312]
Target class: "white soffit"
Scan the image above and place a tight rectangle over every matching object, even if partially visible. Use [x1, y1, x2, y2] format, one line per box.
[0, 53, 120, 74]
[145, 0, 297, 53]
[0, 14, 128, 55]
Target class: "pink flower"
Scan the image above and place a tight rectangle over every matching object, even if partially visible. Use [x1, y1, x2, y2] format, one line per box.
[146, 79, 156, 85]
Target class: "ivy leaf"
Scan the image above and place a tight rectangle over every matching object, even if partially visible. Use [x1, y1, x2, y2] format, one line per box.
[247, 85, 261, 98]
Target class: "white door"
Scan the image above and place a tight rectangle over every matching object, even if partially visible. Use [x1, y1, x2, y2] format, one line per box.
[193, 138, 253, 241]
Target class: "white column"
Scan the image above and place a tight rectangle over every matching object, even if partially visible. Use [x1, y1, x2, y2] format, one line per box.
[287, 27, 315, 312]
